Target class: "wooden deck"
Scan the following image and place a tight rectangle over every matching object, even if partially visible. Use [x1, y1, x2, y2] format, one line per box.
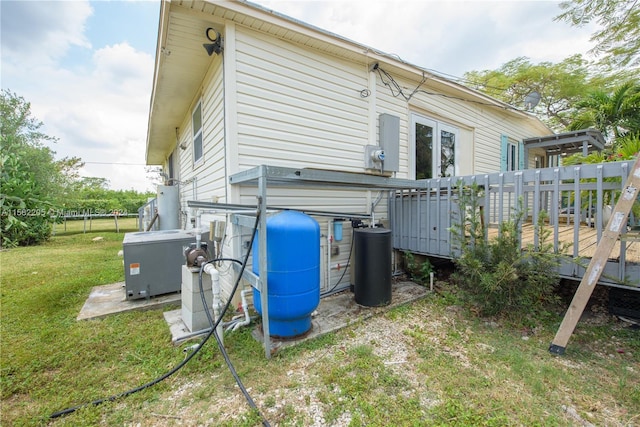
[497, 222, 640, 264]
[390, 160, 640, 289]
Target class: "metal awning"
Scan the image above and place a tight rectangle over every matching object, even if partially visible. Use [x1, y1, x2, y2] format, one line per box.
[522, 128, 606, 157]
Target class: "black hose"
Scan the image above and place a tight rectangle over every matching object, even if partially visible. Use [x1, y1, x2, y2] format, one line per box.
[50, 216, 260, 420]
[198, 217, 271, 427]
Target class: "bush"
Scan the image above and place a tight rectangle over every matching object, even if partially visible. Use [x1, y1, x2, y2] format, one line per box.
[1, 91, 58, 247]
[450, 183, 561, 318]
[403, 251, 434, 285]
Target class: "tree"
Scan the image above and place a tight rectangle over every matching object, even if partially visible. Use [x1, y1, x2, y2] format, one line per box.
[555, 0, 640, 68]
[567, 81, 640, 139]
[1, 90, 59, 246]
[1, 91, 155, 246]
[464, 56, 604, 131]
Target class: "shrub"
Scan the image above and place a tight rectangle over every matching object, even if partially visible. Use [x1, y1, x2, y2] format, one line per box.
[450, 183, 561, 318]
[403, 251, 434, 285]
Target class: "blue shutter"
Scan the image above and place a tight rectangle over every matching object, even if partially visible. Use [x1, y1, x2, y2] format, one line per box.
[500, 135, 508, 171]
[518, 142, 525, 170]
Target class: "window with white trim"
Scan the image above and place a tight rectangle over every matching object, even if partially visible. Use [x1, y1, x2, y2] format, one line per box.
[192, 101, 203, 163]
[411, 113, 459, 179]
[500, 135, 524, 171]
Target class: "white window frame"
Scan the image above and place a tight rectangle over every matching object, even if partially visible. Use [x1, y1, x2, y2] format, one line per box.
[192, 101, 203, 164]
[409, 113, 459, 180]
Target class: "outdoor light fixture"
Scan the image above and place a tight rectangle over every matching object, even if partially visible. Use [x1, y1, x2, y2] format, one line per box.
[203, 27, 223, 56]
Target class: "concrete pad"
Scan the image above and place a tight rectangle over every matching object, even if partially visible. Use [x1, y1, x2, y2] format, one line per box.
[77, 282, 181, 321]
[163, 309, 207, 344]
[163, 280, 428, 351]
[254, 281, 428, 354]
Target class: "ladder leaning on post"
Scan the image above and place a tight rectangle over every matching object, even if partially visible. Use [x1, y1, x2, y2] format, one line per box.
[549, 155, 640, 355]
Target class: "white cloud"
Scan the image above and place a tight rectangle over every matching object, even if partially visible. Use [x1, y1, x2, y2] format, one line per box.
[35, 43, 154, 190]
[1, 0, 600, 192]
[0, 0, 92, 66]
[2, 1, 155, 191]
[3, 40, 154, 191]
[256, 0, 597, 76]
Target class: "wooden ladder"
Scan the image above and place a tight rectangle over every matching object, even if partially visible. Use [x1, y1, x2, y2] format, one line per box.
[549, 156, 640, 355]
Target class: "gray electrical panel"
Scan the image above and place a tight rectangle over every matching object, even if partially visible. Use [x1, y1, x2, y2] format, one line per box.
[122, 229, 209, 300]
[379, 113, 400, 172]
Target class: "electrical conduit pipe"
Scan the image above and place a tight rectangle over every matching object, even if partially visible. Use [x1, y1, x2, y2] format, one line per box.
[202, 264, 223, 346]
[327, 218, 333, 291]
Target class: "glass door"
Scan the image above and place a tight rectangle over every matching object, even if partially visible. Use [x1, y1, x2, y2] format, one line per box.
[411, 114, 458, 179]
[439, 123, 457, 178]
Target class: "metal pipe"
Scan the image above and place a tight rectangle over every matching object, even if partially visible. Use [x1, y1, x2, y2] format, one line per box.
[196, 213, 202, 249]
[187, 200, 371, 219]
[331, 262, 351, 270]
[327, 219, 333, 291]
[232, 289, 252, 331]
[177, 326, 212, 342]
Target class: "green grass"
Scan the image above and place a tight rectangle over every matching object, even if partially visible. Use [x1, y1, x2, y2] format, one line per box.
[1, 221, 639, 426]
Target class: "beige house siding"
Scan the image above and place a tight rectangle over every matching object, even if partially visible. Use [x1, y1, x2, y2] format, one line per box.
[234, 27, 370, 173]
[173, 55, 226, 220]
[148, 1, 552, 298]
[232, 25, 378, 293]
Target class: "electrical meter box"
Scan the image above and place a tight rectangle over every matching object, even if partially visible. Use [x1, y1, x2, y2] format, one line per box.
[122, 229, 209, 300]
[379, 113, 400, 172]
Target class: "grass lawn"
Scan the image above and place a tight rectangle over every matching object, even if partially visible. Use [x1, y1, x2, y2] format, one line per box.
[1, 219, 639, 426]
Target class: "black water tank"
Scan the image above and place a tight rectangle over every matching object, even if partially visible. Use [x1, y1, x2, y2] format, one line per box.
[353, 227, 392, 307]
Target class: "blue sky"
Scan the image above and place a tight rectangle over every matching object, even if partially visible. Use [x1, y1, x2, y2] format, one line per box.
[1, 0, 597, 191]
[2, 0, 160, 191]
[64, 1, 158, 70]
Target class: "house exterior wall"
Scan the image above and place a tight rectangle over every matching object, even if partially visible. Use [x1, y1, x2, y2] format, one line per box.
[155, 7, 550, 298]
[163, 15, 550, 222]
[170, 54, 226, 225]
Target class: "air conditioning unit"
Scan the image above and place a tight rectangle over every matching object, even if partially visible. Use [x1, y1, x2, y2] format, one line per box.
[122, 229, 209, 300]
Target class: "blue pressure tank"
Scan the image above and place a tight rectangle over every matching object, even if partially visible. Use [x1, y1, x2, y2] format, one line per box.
[252, 210, 320, 338]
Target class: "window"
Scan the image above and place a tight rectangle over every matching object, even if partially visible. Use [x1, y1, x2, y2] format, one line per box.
[167, 151, 176, 182]
[500, 135, 524, 171]
[411, 114, 459, 179]
[507, 141, 518, 171]
[548, 154, 561, 167]
[192, 102, 203, 163]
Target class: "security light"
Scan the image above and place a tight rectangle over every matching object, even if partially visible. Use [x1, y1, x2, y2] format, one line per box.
[203, 27, 223, 56]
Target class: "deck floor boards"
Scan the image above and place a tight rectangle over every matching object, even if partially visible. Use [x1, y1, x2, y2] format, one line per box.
[487, 222, 640, 264]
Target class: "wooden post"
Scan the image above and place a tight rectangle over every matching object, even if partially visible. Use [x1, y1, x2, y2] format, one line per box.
[550, 156, 640, 355]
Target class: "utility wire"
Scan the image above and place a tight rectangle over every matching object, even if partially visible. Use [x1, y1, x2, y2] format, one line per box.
[375, 65, 523, 112]
[321, 236, 354, 297]
[83, 161, 148, 166]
